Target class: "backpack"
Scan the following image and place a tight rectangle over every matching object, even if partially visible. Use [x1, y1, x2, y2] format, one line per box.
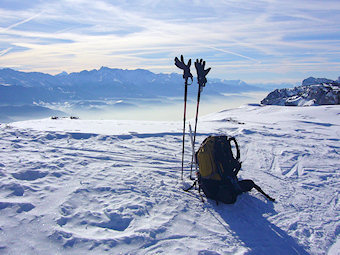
[191, 135, 275, 204]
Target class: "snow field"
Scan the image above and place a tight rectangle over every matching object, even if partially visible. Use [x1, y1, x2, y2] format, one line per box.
[0, 105, 339, 254]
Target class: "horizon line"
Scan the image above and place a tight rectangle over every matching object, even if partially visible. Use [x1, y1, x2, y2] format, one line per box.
[0, 65, 329, 85]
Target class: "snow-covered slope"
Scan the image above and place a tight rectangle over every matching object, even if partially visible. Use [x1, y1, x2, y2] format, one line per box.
[1, 105, 339, 254]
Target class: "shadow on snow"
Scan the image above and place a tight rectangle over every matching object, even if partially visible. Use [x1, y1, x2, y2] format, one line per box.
[207, 194, 309, 255]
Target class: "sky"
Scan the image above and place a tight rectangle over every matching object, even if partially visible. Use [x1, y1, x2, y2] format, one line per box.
[0, 0, 340, 84]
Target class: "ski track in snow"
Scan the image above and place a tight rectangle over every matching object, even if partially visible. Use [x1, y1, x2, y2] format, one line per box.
[0, 105, 339, 254]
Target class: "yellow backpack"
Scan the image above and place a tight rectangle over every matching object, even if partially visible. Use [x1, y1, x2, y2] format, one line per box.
[196, 136, 241, 181]
[191, 135, 275, 204]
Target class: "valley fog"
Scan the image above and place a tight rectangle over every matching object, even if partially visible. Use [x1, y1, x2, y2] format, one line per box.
[46, 92, 267, 121]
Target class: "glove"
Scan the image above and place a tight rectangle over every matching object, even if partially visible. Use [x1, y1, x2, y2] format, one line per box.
[195, 59, 211, 87]
[174, 55, 193, 84]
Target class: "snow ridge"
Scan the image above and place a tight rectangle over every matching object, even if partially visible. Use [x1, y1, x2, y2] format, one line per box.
[0, 105, 339, 254]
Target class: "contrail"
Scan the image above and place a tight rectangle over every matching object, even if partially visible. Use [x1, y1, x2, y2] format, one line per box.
[0, 11, 45, 32]
[0, 47, 13, 57]
[205, 45, 261, 63]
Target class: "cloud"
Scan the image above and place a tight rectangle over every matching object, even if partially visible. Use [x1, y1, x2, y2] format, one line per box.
[0, 0, 339, 82]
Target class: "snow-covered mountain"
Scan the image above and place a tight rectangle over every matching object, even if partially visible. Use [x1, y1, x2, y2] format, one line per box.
[1, 104, 339, 254]
[302, 77, 338, 86]
[0, 67, 261, 104]
[261, 77, 340, 106]
[0, 67, 267, 123]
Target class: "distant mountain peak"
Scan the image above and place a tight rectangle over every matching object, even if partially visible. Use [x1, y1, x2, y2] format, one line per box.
[56, 71, 68, 77]
[302, 77, 334, 86]
[99, 66, 113, 71]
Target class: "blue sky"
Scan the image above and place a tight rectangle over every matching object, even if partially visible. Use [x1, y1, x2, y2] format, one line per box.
[0, 0, 340, 83]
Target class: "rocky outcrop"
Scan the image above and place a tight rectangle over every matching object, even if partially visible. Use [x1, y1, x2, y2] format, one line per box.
[302, 77, 334, 86]
[261, 78, 340, 106]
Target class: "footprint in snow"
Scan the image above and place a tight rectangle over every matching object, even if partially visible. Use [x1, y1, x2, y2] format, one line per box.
[12, 170, 48, 181]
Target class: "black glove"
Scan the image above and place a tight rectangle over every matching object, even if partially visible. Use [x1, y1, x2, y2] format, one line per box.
[195, 59, 211, 87]
[174, 55, 193, 84]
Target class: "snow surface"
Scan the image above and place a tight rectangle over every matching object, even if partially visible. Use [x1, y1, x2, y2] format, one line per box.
[0, 105, 339, 254]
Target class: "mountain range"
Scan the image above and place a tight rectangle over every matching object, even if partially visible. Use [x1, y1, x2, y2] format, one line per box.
[0, 67, 264, 105]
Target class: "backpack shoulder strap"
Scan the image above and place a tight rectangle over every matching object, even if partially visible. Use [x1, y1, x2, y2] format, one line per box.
[228, 137, 240, 161]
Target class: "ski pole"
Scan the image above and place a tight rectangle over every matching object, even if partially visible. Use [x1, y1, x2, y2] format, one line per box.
[190, 59, 211, 179]
[189, 123, 198, 174]
[181, 79, 188, 180]
[190, 85, 201, 179]
[174, 55, 193, 180]
[183, 123, 199, 191]
[191, 82, 204, 179]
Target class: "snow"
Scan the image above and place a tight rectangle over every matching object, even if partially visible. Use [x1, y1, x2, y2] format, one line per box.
[0, 104, 339, 254]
